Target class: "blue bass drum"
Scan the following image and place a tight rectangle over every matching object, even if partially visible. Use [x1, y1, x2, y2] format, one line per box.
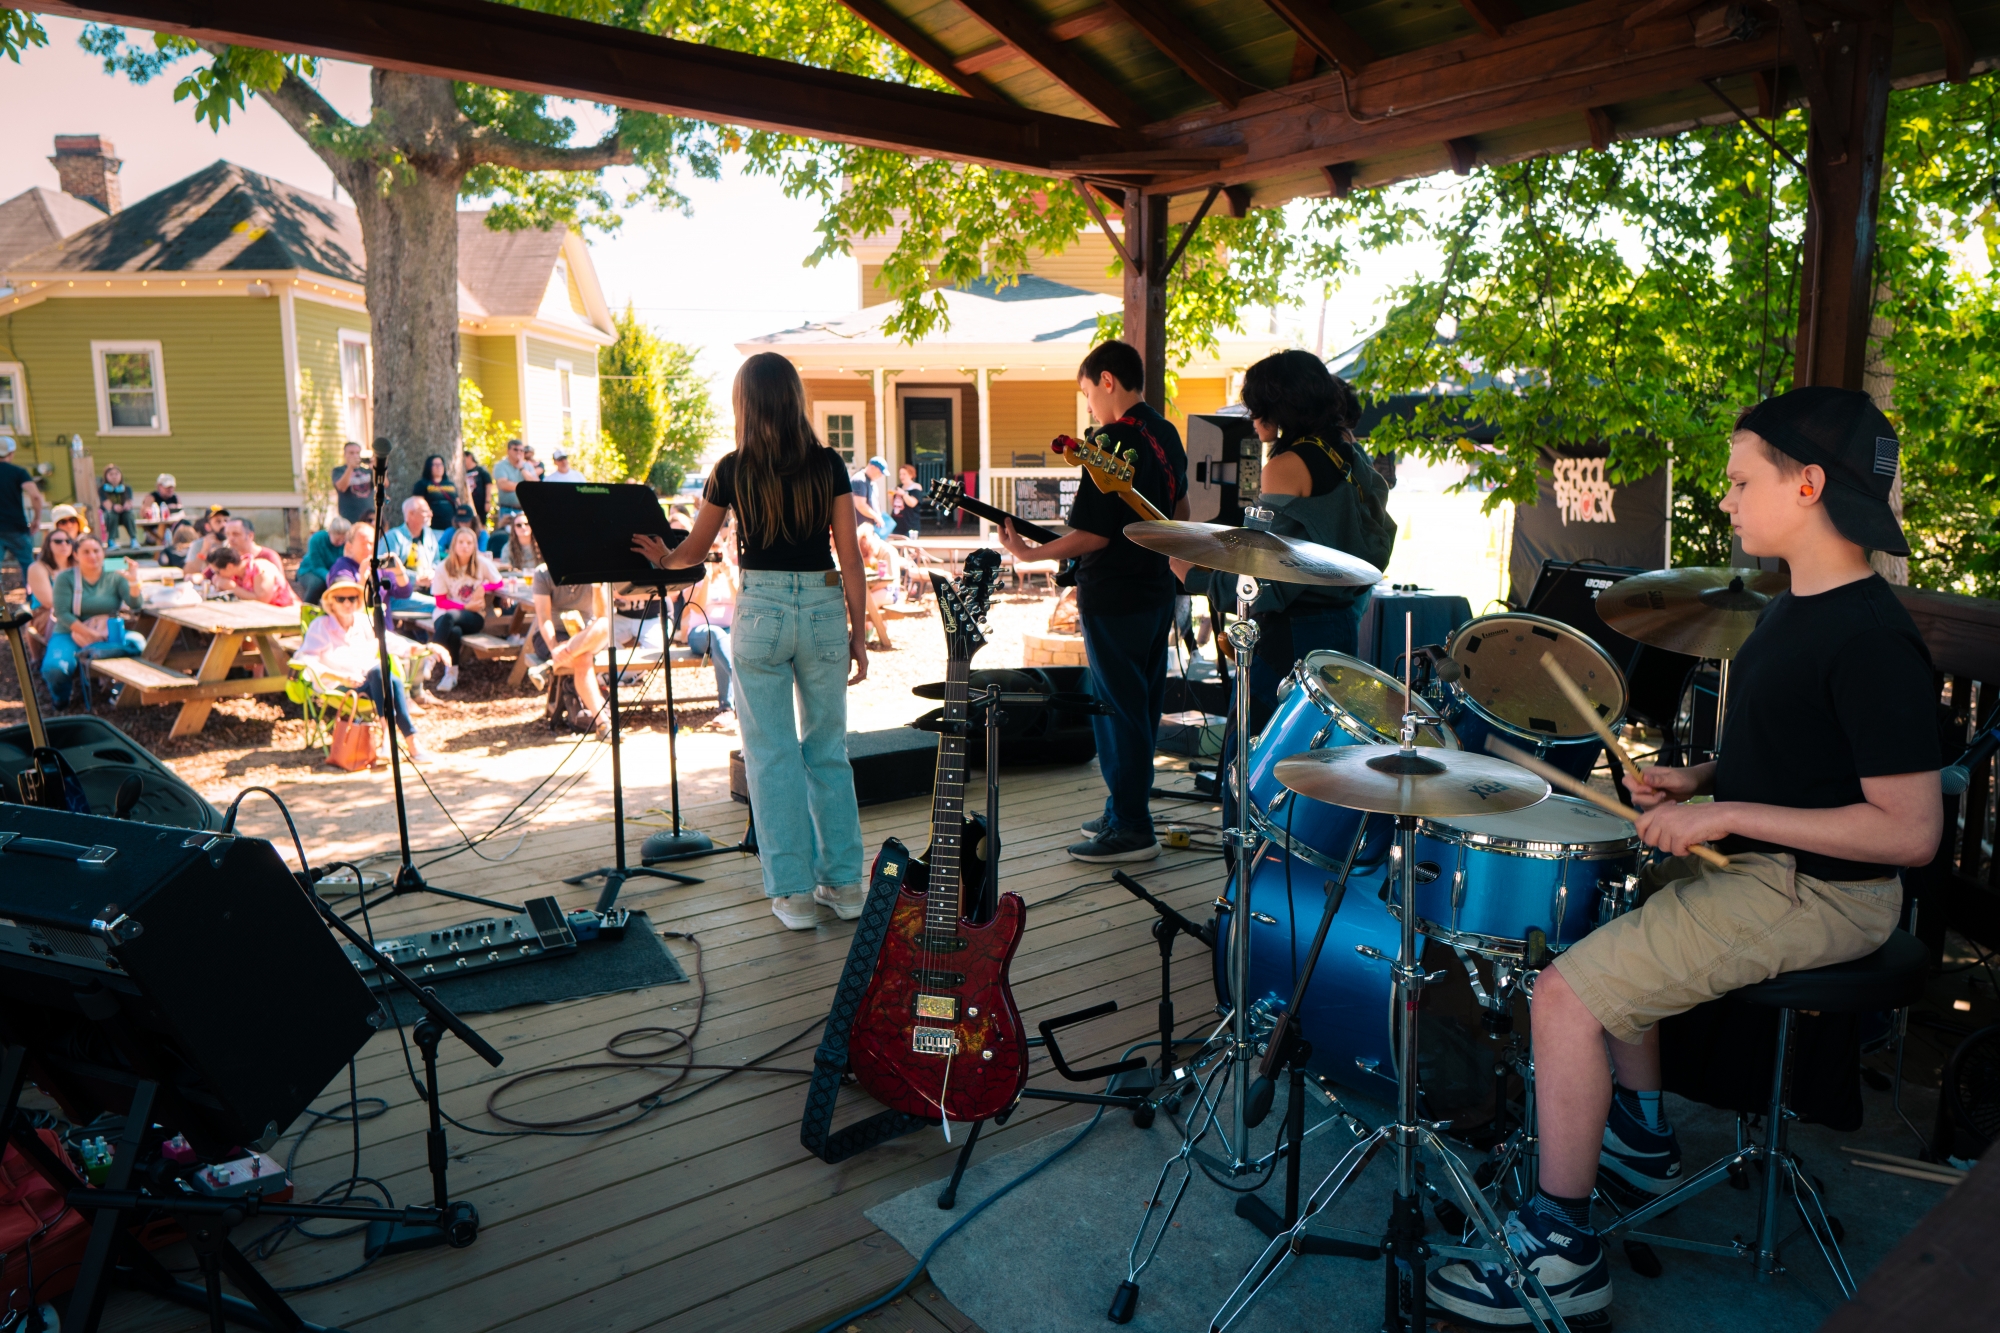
[1409, 796, 1642, 959]
[1437, 613, 1626, 783]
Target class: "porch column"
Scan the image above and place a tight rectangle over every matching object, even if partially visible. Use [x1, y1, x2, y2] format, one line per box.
[872, 367, 886, 461]
[975, 367, 993, 538]
[1792, 7, 1894, 391]
[1122, 190, 1169, 412]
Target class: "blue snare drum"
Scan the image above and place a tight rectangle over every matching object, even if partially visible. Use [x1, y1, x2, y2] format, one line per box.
[1438, 613, 1627, 783]
[1245, 650, 1456, 874]
[1409, 796, 1642, 959]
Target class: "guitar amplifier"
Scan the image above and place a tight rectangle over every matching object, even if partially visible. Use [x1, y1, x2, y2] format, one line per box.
[1522, 559, 1695, 729]
[0, 807, 379, 1160]
[731, 728, 941, 808]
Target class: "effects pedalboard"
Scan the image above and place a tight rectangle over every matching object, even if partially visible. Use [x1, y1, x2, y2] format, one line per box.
[341, 895, 631, 990]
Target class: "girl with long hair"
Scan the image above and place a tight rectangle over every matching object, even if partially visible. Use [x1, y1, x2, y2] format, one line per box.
[25, 528, 74, 646]
[431, 525, 501, 689]
[634, 352, 869, 929]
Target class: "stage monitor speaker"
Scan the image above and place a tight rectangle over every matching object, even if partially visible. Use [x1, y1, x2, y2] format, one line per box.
[1521, 559, 1697, 729]
[910, 667, 1098, 768]
[1185, 414, 1262, 527]
[730, 728, 942, 809]
[0, 718, 220, 830]
[0, 807, 380, 1160]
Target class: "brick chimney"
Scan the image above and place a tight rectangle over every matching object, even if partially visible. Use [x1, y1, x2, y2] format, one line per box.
[49, 136, 122, 214]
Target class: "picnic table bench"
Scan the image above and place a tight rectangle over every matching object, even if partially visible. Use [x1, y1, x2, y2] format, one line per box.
[129, 600, 302, 737]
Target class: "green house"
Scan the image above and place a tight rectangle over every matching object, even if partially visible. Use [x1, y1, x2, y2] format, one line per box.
[0, 147, 614, 545]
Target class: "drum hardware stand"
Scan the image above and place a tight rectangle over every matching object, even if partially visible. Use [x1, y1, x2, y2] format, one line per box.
[1448, 945, 1542, 1213]
[1211, 713, 1575, 1333]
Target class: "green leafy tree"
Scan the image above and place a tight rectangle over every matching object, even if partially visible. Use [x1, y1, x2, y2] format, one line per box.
[459, 376, 520, 471]
[649, 340, 720, 497]
[598, 302, 713, 485]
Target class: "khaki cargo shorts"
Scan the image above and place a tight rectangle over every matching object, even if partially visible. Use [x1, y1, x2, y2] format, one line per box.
[1551, 851, 1903, 1045]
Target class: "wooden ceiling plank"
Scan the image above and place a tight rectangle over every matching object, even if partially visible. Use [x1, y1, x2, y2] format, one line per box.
[840, 0, 1007, 103]
[952, 0, 1147, 127]
[1263, 1, 1377, 72]
[1096, 0, 1262, 109]
[1457, 0, 1525, 38]
[33, 0, 1135, 172]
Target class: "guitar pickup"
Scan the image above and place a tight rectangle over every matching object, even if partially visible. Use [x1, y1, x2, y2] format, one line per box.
[913, 993, 960, 1021]
[912, 1027, 961, 1056]
[917, 934, 968, 952]
[910, 969, 964, 989]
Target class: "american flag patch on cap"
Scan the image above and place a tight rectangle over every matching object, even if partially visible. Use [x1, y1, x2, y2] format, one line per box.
[1873, 436, 1899, 477]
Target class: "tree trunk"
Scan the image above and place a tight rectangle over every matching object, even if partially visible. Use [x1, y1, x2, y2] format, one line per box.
[345, 71, 465, 503]
[1862, 292, 1908, 584]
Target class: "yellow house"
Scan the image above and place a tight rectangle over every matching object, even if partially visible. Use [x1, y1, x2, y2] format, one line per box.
[0, 142, 611, 543]
[740, 227, 1288, 532]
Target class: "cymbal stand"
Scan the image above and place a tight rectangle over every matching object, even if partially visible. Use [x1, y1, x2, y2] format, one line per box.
[1210, 713, 1575, 1333]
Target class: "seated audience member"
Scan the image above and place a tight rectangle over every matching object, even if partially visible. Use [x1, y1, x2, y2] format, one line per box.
[42, 534, 144, 707]
[146, 473, 185, 544]
[49, 504, 86, 541]
[225, 516, 285, 572]
[496, 512, 538, 573]
[413, 453, 459, 531]
[25, 529, 75, 646]
[296, 515, 351, 605]
[193, 507, 231, 564]
[377, 499, 439, 614]
[429, 526, 502, 691]
[856, 525, 901, 650]
[891, 462, 924, 537]
[97, 464, 139, 548]
[525, 566, 610, 736]
[331, 521, 409, 610]
[203, 544, 296, 606]
[292, 576, 434, 764]
[159, 522, 199, 570]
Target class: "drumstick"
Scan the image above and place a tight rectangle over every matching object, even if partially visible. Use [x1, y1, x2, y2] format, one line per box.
[1540, 652, 1646, 790]
[1485, 736, 1731, 868]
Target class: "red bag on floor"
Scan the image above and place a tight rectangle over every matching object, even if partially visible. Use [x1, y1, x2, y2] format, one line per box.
[0, 1130, 91, 1310]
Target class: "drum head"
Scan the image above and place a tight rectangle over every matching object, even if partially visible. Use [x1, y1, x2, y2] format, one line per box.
[1447, 614, 1626, 740]
[1420, 794, 1638, 855]
[1298, 650, 1456, 749]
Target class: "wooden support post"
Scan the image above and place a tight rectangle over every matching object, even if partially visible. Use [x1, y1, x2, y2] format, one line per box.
[1321, 163, 1354, 198]
[1584, 105, 1615, 151]
[1122, 190, 1169, 411]
[1445, 136, 1480, 175]
[1792, 10, 1893, 391]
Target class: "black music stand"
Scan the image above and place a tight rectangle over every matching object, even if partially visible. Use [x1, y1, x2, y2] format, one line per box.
[517, 481, 705, 910]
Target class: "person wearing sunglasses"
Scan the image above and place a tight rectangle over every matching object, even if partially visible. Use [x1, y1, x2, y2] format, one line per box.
[24, 528, 74, 647]
[293, 575, 435, 763]
[42, 534, 144, 709]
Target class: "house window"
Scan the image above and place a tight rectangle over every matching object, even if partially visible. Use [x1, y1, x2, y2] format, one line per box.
[90, 341, 168, 435]
[0, 363, 26, 434]
[339, 332, 372, 444]
[555, 359, 574, 441]
[816, 401, 866, 466]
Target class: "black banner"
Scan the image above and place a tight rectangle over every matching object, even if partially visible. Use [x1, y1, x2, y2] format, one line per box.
[1508, 447, 1670, 604]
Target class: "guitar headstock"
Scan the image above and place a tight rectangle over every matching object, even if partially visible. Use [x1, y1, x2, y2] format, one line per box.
[931, 549, 1000, 660]
[928, 476, 966, 512]
[1054, 430, 1136, 492]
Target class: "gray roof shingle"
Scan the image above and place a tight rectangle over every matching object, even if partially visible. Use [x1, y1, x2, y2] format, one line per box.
[0, 186, 107, 272]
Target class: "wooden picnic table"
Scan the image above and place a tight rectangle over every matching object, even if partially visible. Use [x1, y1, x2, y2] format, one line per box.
[107, 598, 302, 738]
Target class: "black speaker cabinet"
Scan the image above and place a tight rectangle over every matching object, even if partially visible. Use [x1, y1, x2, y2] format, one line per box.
[0, 717, 220, 830]
[0, 806, 378, 1159]
[730, 728, 942, 808]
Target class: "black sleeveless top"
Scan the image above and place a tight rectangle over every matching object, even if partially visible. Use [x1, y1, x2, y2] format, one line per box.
[1270, 432, 1361, 497]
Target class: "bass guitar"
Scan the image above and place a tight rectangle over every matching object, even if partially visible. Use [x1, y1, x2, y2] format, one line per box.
[1051, 429, 1169, 523]
[1, 608, 86, 810]
[849, 549, 1028, 1124]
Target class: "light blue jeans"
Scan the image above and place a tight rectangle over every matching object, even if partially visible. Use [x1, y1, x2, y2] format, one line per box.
[42, 619, 146, 706]
[686, 624, 733, 711]
[731, 571, 862, 900]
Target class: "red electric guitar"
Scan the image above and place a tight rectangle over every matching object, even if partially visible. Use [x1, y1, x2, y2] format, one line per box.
[848, 550, 1028, 1124]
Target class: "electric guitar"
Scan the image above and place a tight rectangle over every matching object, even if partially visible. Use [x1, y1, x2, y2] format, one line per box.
[1051, 429, 1169, 523]
[848, 550, 1027, 1124]
[1, 609, 86, 810]
[926, 478, 1064, 545]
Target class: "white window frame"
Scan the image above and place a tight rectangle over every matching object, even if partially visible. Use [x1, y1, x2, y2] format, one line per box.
[555, 358, 574, 442]
[338, 329, 373, 445]
[816, 400, 866, 466]
[0, 362, 27, 436]
[90, 340, 169, 436]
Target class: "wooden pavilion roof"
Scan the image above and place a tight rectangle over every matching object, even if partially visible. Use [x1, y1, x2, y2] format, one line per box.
[40, 0, 1999, 219]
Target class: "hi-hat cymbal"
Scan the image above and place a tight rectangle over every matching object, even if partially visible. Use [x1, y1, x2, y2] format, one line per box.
[1596, 566, 1791, 660]
[1123, 521, 1382, 588]
[1274, 744, 1549, 818]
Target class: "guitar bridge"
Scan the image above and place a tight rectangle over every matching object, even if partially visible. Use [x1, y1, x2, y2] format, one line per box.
[912, 1027, 961, 1056]
[913, 993, 959, 1021]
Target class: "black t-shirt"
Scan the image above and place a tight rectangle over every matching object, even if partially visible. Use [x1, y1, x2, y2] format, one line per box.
[332, 464, 374, 523]
[416, 479, 459, 530]
[1713, 575, 1940, 881]
[0, 461, 30, 533]
[1063, 402, 1186, 614]
[703, 447, 848, 572]
[465, 464, 492, 522]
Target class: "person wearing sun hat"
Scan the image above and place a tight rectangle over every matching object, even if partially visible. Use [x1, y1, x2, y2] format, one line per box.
[292, 573, 434, 763]
[1428, 385, 1942, 1327]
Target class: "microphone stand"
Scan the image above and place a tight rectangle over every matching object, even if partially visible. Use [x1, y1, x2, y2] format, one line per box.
[352, 437, 521, 920]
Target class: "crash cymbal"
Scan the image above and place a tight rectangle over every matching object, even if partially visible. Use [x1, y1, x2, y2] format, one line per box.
[1596, 566, 1791, 660]
[1274, 744, 1549, 818]
[1123, 521, 1382, 588]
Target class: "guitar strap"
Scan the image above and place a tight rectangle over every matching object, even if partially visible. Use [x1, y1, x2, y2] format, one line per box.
[799, 837, 936, 1163]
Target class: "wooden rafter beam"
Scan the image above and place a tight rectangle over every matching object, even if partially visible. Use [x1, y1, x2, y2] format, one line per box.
[1263, 1, 1377, 72]
[952, 0, 1147, 127]
[1457, 0, 1524, 38]
[839, 0, 1006, 103]
[1904, 0, 1971, 81]
[1097, 0, 1262, 109]
[955, 5, 1119, 76]
[32, 0, 1136, 173]
[1148, 0, 1786, 196]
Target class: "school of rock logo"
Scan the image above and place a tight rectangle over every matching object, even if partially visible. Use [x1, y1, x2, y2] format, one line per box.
[1551, 456, 1617, 525]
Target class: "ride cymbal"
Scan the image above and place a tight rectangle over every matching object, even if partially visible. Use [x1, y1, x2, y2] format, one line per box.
[1596, 566, 1791, 660]
[1123, 521, 1382, 588]
[1274, 744, 1549, 818]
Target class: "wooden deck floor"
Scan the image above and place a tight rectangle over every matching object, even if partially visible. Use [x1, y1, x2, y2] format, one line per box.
[99, 761, 1225, 1333]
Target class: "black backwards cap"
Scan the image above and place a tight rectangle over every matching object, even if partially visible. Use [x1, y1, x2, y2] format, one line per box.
[1735, 387, 1909, 557]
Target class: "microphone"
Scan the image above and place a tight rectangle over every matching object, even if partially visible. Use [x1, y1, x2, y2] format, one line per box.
[371, 436, 392, 480]
[1245, 874, 1353, 1128]
[1419, 644, 1461, 684]
[1943, 726, 2000, 797]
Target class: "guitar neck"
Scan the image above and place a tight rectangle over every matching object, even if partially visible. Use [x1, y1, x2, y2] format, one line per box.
[941, 492, 1063, 545]
[925, 654, 972, 933]
[1, 620, 46, 750]
[1113, 488, 1169, 523]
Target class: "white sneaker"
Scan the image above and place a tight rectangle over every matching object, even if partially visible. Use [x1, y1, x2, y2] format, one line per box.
[437, 665, 459, 693]
[710, 709, 737, 732]
[770, 895, 825, 930]
[813, 884, 867, 921]
[405, 739, 436, 764]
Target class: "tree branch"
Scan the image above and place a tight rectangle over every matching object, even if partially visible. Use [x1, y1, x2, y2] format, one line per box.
[198, 40, 364, 189]
[463, 128, 632, 172]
